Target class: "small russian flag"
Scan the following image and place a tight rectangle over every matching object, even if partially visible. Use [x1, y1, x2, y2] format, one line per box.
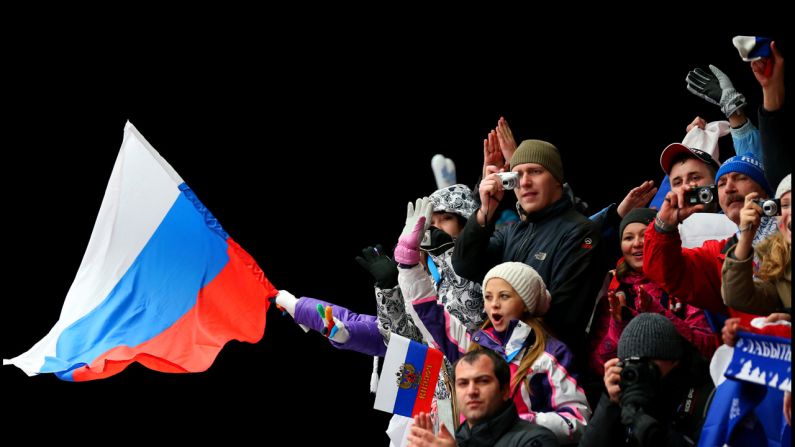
[732, 35, 772, 61]
[374, 334, 444, 418]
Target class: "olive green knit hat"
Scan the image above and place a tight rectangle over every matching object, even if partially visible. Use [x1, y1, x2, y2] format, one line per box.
[510, 139, 564, 183]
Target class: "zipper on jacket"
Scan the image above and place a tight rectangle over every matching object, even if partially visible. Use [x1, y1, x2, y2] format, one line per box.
[513, 222, 535, 262]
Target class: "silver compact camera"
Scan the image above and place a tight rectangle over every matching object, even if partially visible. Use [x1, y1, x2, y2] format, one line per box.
[754, 198, 782, 217]
[496, 172, 519, 190]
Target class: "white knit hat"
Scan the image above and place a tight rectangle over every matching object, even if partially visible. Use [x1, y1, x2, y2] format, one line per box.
[776, 174, 791, 199]
[482, 262, 551, 316]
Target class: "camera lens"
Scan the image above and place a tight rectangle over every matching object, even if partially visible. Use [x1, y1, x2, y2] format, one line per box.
[498, 173, 517, 190]
[698, 188, 713, 203]
[762, 201, 778, 216]
[622, 369, 638, 382]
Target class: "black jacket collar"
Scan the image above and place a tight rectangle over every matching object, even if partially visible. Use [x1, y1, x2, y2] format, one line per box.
[518, 194, 573, 223]
[457, 401, 519, 445]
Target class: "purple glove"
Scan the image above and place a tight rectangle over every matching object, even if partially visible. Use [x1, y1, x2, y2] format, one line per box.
[394, 197, 432, 265]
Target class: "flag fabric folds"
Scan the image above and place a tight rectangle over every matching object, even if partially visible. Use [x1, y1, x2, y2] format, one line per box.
[374, 333, 443, 418]
[699, 323, 791, 447]
[725, 331, 791, 392]
[3, 122, 275, 381]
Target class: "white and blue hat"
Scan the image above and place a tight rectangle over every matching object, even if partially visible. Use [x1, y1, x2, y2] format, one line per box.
[732, 36, 772, 62]
[716, 154, 773, 195]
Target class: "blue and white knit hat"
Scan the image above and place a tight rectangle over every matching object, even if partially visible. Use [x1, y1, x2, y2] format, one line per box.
[715, 154, 773, 195]
[732, 36, 772, 62]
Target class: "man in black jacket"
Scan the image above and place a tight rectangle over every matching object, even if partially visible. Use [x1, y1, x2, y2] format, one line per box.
[452, 140, 603, 352]
[407, 349, 558, 447]
[579, 314, 713, 447]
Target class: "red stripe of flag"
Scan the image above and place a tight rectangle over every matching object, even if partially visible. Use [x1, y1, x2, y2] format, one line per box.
[410, 346, 444, 416]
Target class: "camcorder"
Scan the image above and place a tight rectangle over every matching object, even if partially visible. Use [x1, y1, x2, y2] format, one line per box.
[618, 357, 664, 445]
[496, 172, 519, 190]
[684, 184, 718, 213]
[754, 197, 782, 217]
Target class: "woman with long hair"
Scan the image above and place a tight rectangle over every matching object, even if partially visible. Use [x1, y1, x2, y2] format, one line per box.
[588, 208, 718, 377]
[397, 214, 590, 446]
[722, 174, 791, 313]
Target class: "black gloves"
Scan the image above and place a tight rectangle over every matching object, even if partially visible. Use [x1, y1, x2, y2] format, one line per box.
[355, 244, 399, 289]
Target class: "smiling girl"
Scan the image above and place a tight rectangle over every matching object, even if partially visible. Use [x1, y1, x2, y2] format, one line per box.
[588, 208, 718, 377]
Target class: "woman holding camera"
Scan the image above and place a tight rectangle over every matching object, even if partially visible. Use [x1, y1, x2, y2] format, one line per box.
[722, 173, 791, 314]
[588, 208, 719, 377]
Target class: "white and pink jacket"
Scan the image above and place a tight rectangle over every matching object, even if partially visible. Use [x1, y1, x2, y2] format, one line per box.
[399, 264, 591, 445]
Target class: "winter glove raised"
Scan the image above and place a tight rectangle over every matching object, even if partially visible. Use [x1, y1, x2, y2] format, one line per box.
[686, 64, 747, 118]
[394, 197, 432, 266]
[355, 244, 399, 289]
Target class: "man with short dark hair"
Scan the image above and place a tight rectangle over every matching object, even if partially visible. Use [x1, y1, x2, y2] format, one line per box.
[658, 143, 737, 248]
[644, 153, 776, 316]
[407, 349, 558, 447]
[662, 144, 719, 192]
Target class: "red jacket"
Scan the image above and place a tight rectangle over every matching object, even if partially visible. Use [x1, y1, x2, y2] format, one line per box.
[642, 222, 731, 315]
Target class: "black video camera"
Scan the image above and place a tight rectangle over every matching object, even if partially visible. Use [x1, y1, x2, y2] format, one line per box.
[684, 185, 719, 213]
[753, 197, 782, 217]
[619, 357, 664, 445]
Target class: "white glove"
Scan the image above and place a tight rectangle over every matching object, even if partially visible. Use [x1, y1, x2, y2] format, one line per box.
[327, 316, 350, 343]
[431, 154, 457, 189]
[395, 197, 433, 265]
[315, 302, 351, 343]
[401, 197, 433, 237]
[275, 290, 299, 316]
[275, 290, 309, 332]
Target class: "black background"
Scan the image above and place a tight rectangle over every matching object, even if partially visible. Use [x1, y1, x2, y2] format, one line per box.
[2, 22, 791, 442]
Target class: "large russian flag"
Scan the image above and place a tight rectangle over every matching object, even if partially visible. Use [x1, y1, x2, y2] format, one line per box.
[374, 334, 444, 418]
[3, 122, 275, 381]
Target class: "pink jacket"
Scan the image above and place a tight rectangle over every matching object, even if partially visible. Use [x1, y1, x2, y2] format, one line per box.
[588, 261, 719, 376]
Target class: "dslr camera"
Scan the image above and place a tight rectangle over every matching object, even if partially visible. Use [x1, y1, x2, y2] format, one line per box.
[684, 184, 718, 213]
[754, 198, 782, 217]
[619, 357, 661, 391]
[496, 172, 519, 190]
[618, 357, 663, 445]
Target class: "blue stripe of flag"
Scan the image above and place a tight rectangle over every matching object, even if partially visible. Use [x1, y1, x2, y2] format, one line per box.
[749, 37, 772, 59]
[393, 339, 429, 417]
[41, 191, 229, 379]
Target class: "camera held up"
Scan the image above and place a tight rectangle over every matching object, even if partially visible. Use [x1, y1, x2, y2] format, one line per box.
[619, 357, 664, 445]
[496, 172, 519, 190]
[753, 197, 782, 216]
[684, 184, 719, 213]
